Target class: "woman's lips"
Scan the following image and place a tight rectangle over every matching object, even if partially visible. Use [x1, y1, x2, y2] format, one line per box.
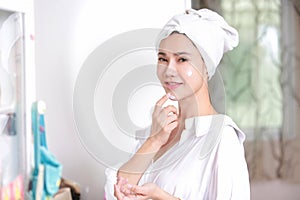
[165, 82, 183, 90]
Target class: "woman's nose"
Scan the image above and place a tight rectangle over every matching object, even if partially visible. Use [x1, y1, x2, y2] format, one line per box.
[165, 60, 177, 77]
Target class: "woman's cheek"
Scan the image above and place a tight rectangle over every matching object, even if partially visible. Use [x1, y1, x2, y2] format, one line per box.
[187, 69, 193, 77]
[156, 66, 164, 81]
[179, 67, 194, 79]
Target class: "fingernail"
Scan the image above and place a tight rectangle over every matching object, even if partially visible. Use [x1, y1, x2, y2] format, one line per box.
[167, 93, 176, 100]
[127, 184, 132, 189]
[167, 111, 174, 116]
[169, 95, 176, 100]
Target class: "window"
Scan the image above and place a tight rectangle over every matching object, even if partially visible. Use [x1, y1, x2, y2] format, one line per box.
[220, 0, 282, 134]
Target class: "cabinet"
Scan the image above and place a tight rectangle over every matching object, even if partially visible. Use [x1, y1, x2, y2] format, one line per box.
[0, 1, 35, 199]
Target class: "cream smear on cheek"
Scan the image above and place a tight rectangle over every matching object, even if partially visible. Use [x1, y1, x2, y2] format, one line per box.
[187, 70, 193, 77]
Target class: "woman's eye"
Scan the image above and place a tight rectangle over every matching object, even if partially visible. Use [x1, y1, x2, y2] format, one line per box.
[158, 57, 167, 62]
[178, 58, 188, 62]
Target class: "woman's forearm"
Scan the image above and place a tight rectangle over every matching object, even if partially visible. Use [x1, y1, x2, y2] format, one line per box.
[118, 94, 178, 185]
[117, 137, 161, 185]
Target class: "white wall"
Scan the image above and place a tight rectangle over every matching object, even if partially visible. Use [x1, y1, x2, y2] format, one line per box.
[34, 0, 187, 199]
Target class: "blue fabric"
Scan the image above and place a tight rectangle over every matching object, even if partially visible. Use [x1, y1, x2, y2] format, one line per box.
[31, 101, 62, 200]
[40, 147, 62, 196]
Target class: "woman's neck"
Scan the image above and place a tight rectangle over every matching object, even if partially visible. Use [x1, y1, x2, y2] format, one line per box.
[158, 88, 216, 154]
[177, 85, 217, 122]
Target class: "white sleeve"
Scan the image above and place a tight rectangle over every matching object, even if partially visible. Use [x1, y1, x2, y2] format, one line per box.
[210, 126, 250, 200]
[103, 127, 151, 200]
[104, 163, 121, 200]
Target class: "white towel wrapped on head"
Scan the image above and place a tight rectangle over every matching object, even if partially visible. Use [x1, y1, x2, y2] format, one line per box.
[155, 8, 239, 80]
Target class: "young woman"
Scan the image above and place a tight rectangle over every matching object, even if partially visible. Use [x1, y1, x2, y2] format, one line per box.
[105, 8, 250, 200]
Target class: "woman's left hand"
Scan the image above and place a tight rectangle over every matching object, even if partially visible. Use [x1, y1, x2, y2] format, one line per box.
[114, 178, 177, 200]
[130, 183, 161, 200]
[114, 177, 135, 200]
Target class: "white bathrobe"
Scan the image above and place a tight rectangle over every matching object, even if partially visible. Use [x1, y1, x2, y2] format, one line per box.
[104, 114, 250, 200]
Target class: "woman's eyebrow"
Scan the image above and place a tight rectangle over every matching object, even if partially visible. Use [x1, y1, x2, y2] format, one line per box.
[174, 52, 191, 56]
[157, 51, 191, 56]
[158, 52, 167, 56]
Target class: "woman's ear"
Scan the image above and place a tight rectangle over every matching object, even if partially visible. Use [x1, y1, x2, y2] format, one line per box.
[202, 63, 209, 82]
[199, 55, 209, 82]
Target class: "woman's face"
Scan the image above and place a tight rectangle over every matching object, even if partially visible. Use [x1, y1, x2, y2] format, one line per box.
[157, 33, 207, 101]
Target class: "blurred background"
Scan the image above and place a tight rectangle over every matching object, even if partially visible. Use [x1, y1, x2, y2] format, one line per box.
[1, 0, 300, 199]
[193, 0, 300, 199]
[31, 0, 300, 199]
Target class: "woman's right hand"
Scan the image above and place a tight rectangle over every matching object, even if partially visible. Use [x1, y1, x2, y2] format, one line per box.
[149, 93, 178, 147]
[116, 94, 179, 186]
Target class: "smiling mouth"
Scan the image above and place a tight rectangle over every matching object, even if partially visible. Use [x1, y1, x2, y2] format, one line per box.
[165, 82, 183, 90]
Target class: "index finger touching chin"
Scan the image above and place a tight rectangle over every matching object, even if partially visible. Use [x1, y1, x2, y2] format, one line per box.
[155, 93, 172, 107]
